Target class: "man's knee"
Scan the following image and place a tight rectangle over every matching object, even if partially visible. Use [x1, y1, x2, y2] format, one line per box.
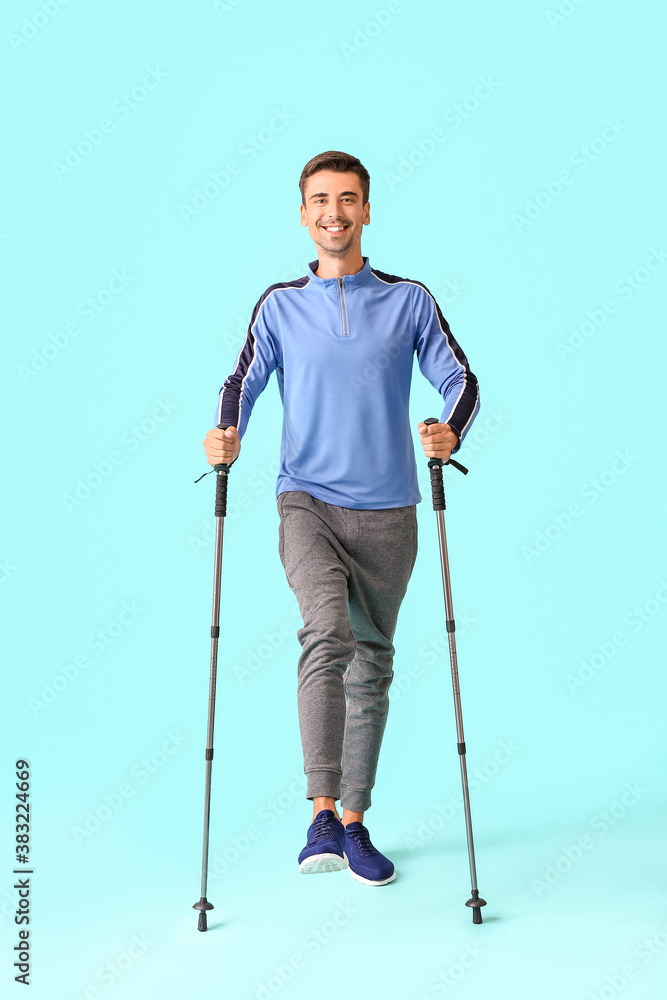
[298, 625, 357, 665]
[349, 633, 395, 663]
[346, 646, 395, 687]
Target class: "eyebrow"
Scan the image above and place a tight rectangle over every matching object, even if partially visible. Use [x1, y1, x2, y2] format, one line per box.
[308, 191, 359, 200]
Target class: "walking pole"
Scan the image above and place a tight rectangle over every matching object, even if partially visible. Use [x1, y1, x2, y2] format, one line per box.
[423, 417, 487, 924]
[192, 423, 231, 932]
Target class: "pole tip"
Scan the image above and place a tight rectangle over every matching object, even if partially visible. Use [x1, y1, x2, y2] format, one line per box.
[466, 890, 487, 924]
[193, 896, 214, 932]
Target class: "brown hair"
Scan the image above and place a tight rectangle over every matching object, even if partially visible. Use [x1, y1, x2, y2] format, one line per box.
[299, 151, 370, 206]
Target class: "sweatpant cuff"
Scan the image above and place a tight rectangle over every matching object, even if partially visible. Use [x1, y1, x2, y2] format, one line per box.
[306, 769, 341, 801]
[340, 783, 372, 812]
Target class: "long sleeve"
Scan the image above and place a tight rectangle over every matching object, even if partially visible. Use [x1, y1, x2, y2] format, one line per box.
[411, 282, 480, 452]
[215, 290, 280, 439]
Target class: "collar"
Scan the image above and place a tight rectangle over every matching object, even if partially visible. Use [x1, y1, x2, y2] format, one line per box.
[307, 256, 373, 289]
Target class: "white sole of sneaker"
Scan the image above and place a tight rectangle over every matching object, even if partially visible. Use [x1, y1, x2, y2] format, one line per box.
[349, 868, 396, 886]
[299, 852, 349, 874]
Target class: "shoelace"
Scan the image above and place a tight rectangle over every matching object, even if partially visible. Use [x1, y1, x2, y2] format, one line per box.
[310, 814, 340, 844]
[345, 826, 377, 857]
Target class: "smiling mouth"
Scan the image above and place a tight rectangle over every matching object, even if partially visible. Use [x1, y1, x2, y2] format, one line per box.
[321, 224, 349, 234]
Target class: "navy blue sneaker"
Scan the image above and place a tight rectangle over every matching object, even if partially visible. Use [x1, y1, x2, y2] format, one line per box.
[298, 809, 348, 874]
[344, 822, 396, 885]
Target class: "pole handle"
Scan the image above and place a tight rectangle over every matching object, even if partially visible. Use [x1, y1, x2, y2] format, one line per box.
[214, 423, 231, 519]
[423, 417, 468, 475]
[215, 423, 231, 473]
[193, 423, 236, 485]
[423, 417, 468, 511]
[423, 417, 468, 476]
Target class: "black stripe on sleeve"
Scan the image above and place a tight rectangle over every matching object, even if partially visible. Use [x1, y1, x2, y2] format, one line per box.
[217, 276, 309, 428]
[371, 268, 479, 439]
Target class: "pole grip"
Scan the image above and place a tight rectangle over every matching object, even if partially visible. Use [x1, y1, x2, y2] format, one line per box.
[214, 423, 231, 519]
[422, 418, 469, 476]
[424, 417, 446, 511]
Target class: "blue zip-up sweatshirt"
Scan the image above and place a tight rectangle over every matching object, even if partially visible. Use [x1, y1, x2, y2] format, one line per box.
[216, 256, 480, 509]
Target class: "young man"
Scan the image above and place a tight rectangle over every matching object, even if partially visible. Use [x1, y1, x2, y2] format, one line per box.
[203, 151, 479, 886]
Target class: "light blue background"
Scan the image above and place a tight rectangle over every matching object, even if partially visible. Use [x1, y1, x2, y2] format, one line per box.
[2, 1, 666, 997]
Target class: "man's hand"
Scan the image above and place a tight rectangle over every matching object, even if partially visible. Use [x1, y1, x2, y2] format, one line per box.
[417, 421, 459, 463]
[203, 426, 241, 467]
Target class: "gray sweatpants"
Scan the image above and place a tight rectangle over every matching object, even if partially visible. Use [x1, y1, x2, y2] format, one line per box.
[277, 490, 418, 812]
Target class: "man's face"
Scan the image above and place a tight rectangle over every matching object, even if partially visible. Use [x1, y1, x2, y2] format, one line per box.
[300, 170, 370, 258]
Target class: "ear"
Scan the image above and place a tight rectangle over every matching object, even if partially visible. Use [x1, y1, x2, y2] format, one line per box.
[363, 202, 370, 225]
[300, 203, 307, 228]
